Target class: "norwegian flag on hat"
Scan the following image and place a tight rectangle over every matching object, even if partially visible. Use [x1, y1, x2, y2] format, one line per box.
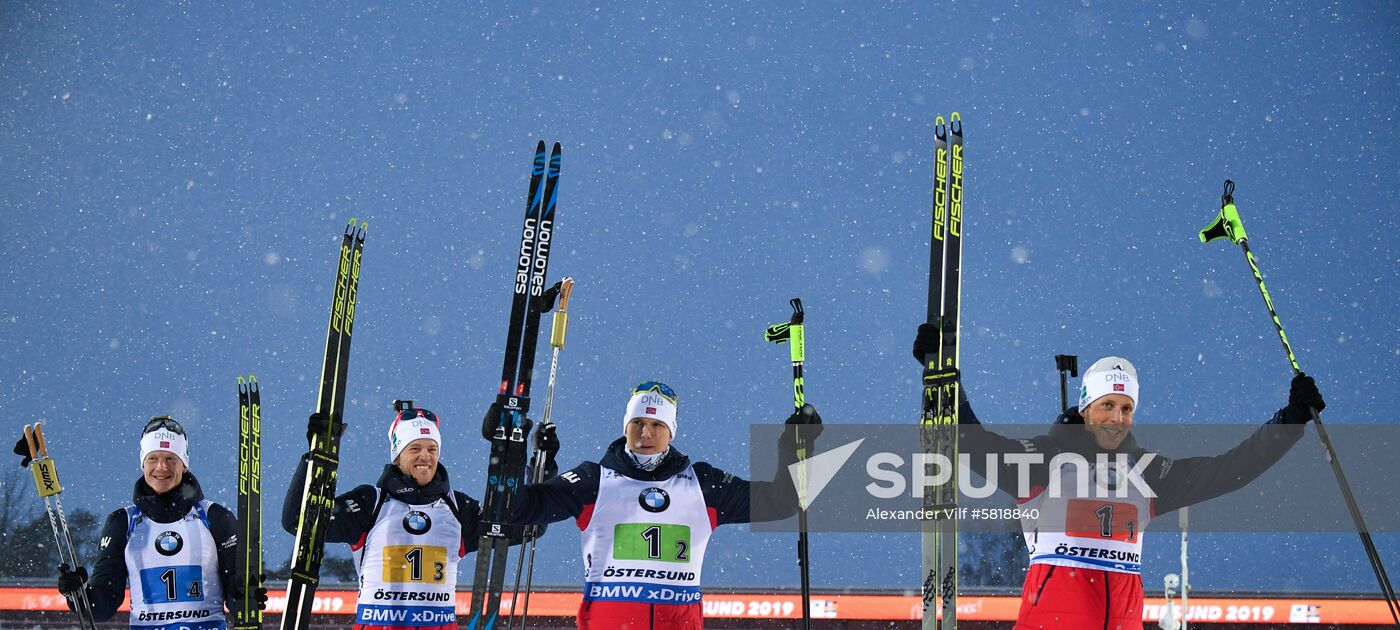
[420, 428, 431, 435]
[1113, 383, 1125, 392]
[646, 407, 657, 414]
[160, 441, 170, 448]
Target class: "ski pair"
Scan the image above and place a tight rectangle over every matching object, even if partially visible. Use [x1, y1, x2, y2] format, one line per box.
[281, 219, 367, 630]
[921, 112, 964, 630]
[466, 140, 563, 630]
[19, 423, 96, 630]
[233, 376, 264, 629]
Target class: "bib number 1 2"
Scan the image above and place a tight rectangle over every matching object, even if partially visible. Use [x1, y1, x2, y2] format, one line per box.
[614, 523, 691, 563]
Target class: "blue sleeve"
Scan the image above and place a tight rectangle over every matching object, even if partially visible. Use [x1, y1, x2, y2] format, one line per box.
[451, 491, 485, 555]
[512, 461, 600, 526]
[693, 462, 755, 526]
[281, 453, 378, 544]
[83, 509, 129, 621]
[203, 503, 241, 615]
[957, 399, 1062, 497]
[1150, 413, 1305, 515]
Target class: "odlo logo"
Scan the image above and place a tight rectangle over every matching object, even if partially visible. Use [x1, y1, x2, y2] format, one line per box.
[638, 488, 670, 513]
[155, 531, 183, 557]
[403, 510, 432, 535]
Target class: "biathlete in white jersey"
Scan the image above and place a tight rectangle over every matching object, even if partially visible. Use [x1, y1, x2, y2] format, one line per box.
[53, 416, 263, 630]
[279, 403, 557, 630]
[511, 381, 822, 630]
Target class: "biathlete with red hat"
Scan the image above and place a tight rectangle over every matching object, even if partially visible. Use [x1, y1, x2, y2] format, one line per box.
[912, 324, 1326, 630]
[280, 403, 558, 630]
[510, 381, 823, 630]
[49, 416, 264, 629]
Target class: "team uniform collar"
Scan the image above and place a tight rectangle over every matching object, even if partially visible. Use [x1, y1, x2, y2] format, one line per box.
[600, 437, 692, 481]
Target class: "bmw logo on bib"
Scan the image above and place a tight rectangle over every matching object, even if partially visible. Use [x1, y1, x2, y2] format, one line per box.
[403, 510, 432, 535]
[638, 487, 670, 513]
[155, 531, 183, 557]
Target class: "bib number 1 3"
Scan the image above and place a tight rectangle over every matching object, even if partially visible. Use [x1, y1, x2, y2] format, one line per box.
[383, 545, 447, 583]
[614, 523, 691, 563]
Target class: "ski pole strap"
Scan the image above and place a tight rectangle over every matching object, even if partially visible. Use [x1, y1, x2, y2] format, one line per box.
[1199, 179, 1248, 245]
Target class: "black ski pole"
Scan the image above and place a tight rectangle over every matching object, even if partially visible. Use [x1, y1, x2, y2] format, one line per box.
[1054, 355, 1078, 412]
[1200, 179, 1399, 625]
[765, 297, 812, 630]
[509, 278, 571, 630]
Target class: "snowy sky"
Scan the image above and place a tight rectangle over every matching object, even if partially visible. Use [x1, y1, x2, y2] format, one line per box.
[1, 2, 1397, 593]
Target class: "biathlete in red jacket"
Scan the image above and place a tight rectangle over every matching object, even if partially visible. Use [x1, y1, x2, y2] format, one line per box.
[913, 324, 1325, 630]
[512, 380, 821, 630]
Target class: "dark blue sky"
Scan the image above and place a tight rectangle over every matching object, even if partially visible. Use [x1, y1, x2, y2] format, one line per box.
[2, 2, 1396, 593]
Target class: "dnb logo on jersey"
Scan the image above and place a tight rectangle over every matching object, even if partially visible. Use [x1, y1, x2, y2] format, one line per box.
[403, 510, 432, 535]
[155, 531, 183, 556]
[638, 487, 670, 513]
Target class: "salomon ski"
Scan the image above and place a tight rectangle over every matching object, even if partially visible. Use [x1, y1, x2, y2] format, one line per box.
[466, 141, 562, 630]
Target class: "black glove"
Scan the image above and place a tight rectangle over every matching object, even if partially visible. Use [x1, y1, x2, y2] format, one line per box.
[484, 403, 536, 442]
[912, 322, 957, 365]
[306, 412, 343, 446]
[56, 564, 88, 598]
[532, 419, 559, 457]
[227, 574, 269, 613]
[782, 404, 825, 446]
[14, 436, 31, 467]
[1282, 373, 1326, 424]
[481, 403, 501, 441]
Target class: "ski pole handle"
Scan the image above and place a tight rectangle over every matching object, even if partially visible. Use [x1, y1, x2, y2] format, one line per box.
[551, 277, 574, 349]
[34, 422, 50, 458]
[26, 424, 63, 497]
[22, 424, 39, 461]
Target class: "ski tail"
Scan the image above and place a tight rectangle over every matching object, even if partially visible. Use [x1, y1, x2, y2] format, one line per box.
[281, 220, 366, 630]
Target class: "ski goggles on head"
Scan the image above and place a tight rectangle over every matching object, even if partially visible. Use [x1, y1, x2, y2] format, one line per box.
[632, 381, 677, 403]
[394, 408, 439, 426]
[143, 416, 186, 436]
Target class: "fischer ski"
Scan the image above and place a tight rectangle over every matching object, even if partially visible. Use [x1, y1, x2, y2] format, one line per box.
[20, 423, 96, 630]
[467, 141, 563, 630]
[921, 112, 964, 630]
[234, 375, 264, 630]
[281, 219, 367, 630]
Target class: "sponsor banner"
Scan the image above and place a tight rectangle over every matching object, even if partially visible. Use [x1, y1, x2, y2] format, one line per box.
[583, 581, 702, 605]
[0, 587, 1393, 623]
[354, 603, 455, 627]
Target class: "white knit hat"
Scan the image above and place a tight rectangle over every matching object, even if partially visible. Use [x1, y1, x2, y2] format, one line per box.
[1078, 356, 1140, 411]
[139, 429, 190, 470]
[388, 409, 442, 462]
[623, 382, 678, 440]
